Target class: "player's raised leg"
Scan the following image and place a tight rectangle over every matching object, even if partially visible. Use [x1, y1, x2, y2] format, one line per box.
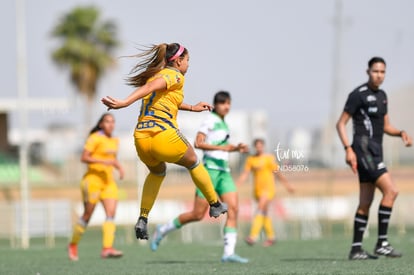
[175, 145, 228, 217]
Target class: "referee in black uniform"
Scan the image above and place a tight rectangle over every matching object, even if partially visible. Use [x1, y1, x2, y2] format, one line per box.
[336, 57, 412, 260]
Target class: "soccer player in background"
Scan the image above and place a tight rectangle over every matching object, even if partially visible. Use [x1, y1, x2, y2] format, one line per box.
[68, 113, 124, 261]
[151, 91, 250, 263]
[101, 43, 227, 240]
[237, 138, 294, 247]
[336, 57, 412, 260]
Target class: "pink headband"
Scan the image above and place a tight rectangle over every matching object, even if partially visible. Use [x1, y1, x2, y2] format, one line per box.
[168, 45, 185, 62]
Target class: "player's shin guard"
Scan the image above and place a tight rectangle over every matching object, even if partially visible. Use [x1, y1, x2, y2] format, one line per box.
[249, 213, 264, 239]
[140, 172, 165, 218]
[223, 227, 237, 257]
[188, 162, 218, 205]
[263, 215, 275, 240]
[102, 218, 116, 248]
[70, 218, 87, 245]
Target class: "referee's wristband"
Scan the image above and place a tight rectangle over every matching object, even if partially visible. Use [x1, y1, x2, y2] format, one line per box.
[344, 145, 351, 150]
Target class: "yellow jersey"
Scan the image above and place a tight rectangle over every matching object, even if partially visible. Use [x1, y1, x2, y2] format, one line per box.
[135, 67, 185, 138]
[84, 131, 119, 176]
[244, 154, 279, 193]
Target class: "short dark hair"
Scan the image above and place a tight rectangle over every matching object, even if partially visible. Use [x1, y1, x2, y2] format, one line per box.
[253, 138, 265, 146]
[368, 57, 386, 68]
[213, 90, 231, 105]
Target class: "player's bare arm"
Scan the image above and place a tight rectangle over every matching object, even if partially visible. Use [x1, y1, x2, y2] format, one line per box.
[194, 132, 245, 152]
[275, 171, 295, 193]
[383, 114, 412, 146]
[81, 150, 112, 165]
[101, 77, 166, 110]
[336, 111, 357, 173]
[179, 102, 212, 112]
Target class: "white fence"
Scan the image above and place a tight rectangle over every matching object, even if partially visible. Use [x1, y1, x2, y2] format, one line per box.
[0, 200, 72, 248]
[1, 195, 412, 248]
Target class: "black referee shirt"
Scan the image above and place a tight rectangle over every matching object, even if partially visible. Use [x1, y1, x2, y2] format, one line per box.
[343, 83, 388, 144]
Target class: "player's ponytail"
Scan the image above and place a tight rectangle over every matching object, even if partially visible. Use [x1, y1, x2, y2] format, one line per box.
[126, 43, 187, 87]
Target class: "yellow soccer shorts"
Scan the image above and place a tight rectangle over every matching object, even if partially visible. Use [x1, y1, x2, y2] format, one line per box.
[81, 171, 118, 204]
[254, 186, 275, 201]
[134, 128, 189, 167]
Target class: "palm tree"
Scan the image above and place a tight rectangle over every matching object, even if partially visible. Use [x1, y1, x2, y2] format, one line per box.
[51, 6, 119, 127]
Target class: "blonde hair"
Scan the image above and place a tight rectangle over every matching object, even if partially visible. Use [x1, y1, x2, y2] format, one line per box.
[126, 43, 187, 87]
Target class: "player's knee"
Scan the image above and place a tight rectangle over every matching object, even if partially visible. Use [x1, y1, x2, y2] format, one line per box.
[188, 157, 200, 170]
[387, 188, 399, 201]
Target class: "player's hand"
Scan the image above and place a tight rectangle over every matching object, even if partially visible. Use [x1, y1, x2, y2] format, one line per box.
[237, 143, 249, 153]
[401, 131, 412, 147]
[345, 148, 357, 174]
[101, 96, 126, 110]
[287, 184, 295, 194]
[191, 102, 213, 112]
[118, 166, 125, 180]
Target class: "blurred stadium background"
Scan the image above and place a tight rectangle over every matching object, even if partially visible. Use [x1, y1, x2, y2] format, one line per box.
[1, 0, 414, 253]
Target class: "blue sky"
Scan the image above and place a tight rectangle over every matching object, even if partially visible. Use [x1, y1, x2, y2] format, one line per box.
[1, 0, 414, 134]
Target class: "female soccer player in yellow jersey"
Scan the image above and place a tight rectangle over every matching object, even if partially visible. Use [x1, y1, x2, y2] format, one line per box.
[101, 43, 227, 240]
[150, 91, 249, 263]
[237, 138, 294, 246]
[68, 113, 124, 261]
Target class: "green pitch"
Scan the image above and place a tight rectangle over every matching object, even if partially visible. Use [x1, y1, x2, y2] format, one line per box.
[1, 228, 413, 275]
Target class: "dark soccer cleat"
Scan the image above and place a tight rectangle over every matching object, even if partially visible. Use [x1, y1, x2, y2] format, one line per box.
[374, 241, 402, 258]
[348, 249, 378, 260]
[135, 217, 149, 240]
[209, 202, 228, 218]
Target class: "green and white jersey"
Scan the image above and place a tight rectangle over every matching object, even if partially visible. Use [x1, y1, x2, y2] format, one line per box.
[198, 112, 230, 172]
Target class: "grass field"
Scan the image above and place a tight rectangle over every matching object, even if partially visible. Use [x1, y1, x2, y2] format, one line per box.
[1, 227, 413, 275]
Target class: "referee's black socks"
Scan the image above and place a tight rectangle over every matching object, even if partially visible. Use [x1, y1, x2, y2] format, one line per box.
[351, 213, 368, 252]
[377, 205, 392, 245]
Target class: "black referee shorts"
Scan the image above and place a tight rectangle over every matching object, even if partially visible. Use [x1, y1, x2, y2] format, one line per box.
[352, 136, 387, 183]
